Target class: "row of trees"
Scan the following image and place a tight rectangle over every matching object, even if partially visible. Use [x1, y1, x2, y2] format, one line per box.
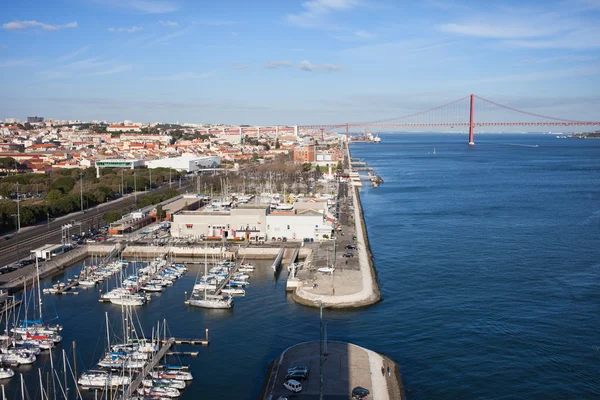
[0, 167, 184, 234]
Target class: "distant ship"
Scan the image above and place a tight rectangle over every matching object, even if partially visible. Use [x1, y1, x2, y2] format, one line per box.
[350, 129, 381, 143]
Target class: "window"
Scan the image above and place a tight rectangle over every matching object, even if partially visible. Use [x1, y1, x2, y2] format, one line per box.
[287, 225, 290, 230]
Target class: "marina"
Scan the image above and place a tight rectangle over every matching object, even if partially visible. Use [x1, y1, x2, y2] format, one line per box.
[0, 134, 596, 399]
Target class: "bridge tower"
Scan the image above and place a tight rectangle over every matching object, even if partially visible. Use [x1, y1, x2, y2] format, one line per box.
[469, 94, 475, 146]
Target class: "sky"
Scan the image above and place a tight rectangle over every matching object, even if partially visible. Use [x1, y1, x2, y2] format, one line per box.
[0, 0, 599, 126]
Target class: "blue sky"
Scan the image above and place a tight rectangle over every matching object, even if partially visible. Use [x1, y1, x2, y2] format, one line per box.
[1, 0, 599, 126]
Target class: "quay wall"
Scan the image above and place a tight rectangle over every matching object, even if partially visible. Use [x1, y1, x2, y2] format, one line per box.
[292, 142, 381, 308]
[0, 244, 116, 294]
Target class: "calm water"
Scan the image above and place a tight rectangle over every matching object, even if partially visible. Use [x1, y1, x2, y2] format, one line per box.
[4, 134, 600, 399]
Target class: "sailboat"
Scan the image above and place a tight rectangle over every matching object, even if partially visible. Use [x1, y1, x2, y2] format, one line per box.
[12, 259, 62, 344]
[188, 255, 233, 309]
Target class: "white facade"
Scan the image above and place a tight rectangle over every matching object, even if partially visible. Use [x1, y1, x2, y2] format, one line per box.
[146, 156, 220, 172]
[171, 205, 332, 241]
[266, 212, 332, 241]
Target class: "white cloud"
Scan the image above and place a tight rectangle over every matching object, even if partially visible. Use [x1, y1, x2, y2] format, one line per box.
[265, 60, 293, 69]
[287, 0, 360, 29]
[57, 45, 90, 62]
[159, 20, 179, 27]
[109, 0, 179, 14]
[335, 29, 376, 41]
[454, 64, 600, 85]
[108, 26, 144, 33]
[143, 27, 189, 47]
[84, 65, 133, 76]
[3, 20, 78, 31]
[438, 22, 562, 39]
[232, 64, 249, 70]
[300, 60, 344, 71]
[147, 71, 214, 81]
[0, 59, 35, 68]
[196, 19, 235, 26]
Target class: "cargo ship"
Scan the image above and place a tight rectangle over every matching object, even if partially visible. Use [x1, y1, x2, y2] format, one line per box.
[350, 129, 381, 143]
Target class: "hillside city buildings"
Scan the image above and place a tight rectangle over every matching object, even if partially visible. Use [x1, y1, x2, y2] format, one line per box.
[0, 118, 344, 174]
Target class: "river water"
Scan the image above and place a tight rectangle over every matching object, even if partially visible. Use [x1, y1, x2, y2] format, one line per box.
[3, 134, 600, 399]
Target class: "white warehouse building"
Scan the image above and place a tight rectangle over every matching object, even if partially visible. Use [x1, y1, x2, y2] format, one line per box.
[171, 203, 334, 242]
[145, 155, 220, 173]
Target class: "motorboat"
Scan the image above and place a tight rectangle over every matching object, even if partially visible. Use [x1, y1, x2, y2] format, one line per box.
[142, 379, 186, 390]
[110, 295, 145, 306]
[150, 370, 193, 381]
[188, 294, 233, 309]
[0, 367, 14, 379]
[317, 267, 335, 274]
[78, 370, 131, 388]
[137, 387, 180, 398]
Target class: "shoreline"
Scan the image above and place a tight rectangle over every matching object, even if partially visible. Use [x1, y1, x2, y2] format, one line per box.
[291, 142, 381, 308]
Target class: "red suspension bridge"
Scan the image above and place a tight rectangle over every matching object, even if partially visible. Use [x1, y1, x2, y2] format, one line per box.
[298, 94, 600, 145]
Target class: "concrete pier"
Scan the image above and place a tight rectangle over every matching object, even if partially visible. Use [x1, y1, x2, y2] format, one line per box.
[291, 142, 381, 308]
[260, 341, 405, 400]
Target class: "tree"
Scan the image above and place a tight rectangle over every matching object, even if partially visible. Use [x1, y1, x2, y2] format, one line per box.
[50, 176, 75, 194]
[103, 210, 122, 223]
[156, 204, 165, 220]
[275, 139, 280, 149]
[46, 189, 64, 203]
[336, 161, 343, 170]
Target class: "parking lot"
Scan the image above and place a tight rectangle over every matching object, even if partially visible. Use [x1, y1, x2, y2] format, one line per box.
[266, 341, 381, 400]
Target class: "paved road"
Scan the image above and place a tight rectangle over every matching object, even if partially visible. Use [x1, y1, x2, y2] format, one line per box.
[0, 181, 193, 270]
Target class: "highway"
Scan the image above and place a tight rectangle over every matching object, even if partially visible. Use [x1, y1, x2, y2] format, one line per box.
[0, 181, 193, 270]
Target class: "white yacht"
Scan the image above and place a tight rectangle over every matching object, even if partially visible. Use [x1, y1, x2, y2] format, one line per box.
[78, 370, 131, 388]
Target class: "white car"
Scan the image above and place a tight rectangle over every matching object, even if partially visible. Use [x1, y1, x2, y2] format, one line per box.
[283, 379, 302, 393]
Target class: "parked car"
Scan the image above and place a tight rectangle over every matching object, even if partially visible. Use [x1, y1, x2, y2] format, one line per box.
[342, 252, 354, 258]
[283, 380, 302, 393]
[287, 366, 309, 374]
[285, 370, 308, 381]
[352, 386, 370, 399]
[345, 244, 356, 249]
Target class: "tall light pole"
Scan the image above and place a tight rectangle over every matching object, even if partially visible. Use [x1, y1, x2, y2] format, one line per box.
[121, 169, 124, 196]
[15, 183, 21, 231]
[149, 168, 152, 190]
[79, 171, 84, 212]
[11, 214, 20, 262]
[134, 172, 137, 207]
[319, 302, 323, 400]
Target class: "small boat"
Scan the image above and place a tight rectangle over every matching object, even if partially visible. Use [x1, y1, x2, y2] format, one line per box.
[150, 370, 193, 381]
[188, 295, 233, 309]
[0, 367, 14, 379]
[317, 267, 335, 274]
[137, 387, 180, 398]
[140, 284, 163, 293]
[110, 295, 145, 306]
[220, 287, 245, 296]
[142, 379, 186, 390]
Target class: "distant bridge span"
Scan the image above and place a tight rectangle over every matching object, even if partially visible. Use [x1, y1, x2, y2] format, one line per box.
[298, 94, 600, 145]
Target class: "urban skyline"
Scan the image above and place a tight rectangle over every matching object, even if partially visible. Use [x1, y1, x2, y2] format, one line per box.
[1, 0, 599, 125]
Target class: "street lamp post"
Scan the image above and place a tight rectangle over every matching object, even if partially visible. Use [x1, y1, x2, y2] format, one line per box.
[79, 171, 84, 212]
[15, 183, 21, 231]
[11, 214, 20, 262]
[134, 172, 137, 207]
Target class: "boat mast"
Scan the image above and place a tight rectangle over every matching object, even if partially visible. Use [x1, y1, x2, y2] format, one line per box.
[105, 312, 110, 350]
[62, 350, 68, 397]
[20, 374, 25, 400]
[36, 258, 43, 322]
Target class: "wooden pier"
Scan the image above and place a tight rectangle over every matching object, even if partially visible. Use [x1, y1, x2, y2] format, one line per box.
[214, 263, 242, 293]
[124, 337, 175, 399]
